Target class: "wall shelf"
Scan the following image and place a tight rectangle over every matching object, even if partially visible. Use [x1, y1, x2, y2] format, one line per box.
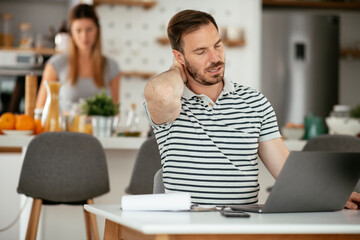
[340, 49, 360, 59]
[156, 37, 170, 45]
[156, 36, 246, 48]
[93, 0, 157, 9]
[262, 0, 360, 11]
[223, 38, 246, 48]
[0, 47, 58, 55]
[121, 71, 156, 79]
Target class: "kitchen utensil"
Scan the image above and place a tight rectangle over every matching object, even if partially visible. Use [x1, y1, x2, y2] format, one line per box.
[25, 74, 37, 117]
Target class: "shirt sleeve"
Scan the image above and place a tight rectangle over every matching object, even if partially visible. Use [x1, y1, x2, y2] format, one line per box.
[259, 94, 282, 142]
[47, 54, 67, 78]
[143, 100, 172, 131]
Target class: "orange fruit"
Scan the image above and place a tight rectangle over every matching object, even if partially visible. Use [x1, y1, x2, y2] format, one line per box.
[15, 114, 35, 131]
[34, 119, 43, 135]
[0, 112, 16, 130]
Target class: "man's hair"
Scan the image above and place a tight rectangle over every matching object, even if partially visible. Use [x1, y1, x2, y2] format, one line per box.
[167, 9, 218, 53]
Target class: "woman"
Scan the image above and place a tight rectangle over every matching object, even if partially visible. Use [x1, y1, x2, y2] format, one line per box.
[36, 3, 120, 113]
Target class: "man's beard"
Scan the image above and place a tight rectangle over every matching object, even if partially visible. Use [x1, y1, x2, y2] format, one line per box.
[184, 59, 225, 86]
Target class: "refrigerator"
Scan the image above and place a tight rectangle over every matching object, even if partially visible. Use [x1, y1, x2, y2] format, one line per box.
[260, 12, 339, 129]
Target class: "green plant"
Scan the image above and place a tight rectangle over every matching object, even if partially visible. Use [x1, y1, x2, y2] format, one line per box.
[81, 90, 119, 116]
[350, 105, 360, 118]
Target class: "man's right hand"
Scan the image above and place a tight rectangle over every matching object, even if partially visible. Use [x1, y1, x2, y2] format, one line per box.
[170, 58, 187, 84]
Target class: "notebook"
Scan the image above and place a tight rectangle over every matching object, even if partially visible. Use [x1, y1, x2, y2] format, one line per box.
[230, 151, 360, 213]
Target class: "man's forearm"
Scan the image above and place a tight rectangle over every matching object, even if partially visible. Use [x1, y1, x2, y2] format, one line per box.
[144, 67, 185, 125]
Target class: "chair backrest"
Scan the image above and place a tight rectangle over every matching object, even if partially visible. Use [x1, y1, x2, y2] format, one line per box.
[17, 132, 110, 203]
[125, 136, 161, 194]
[303, 134, 360, 152]
[302, 134, 360, 192]
[153, 168, 165, 194]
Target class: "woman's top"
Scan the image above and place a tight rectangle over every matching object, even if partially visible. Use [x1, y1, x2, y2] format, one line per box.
[47, 54, 120, 113]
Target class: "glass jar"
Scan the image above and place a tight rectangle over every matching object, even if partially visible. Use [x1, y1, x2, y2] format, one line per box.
[124, 103, 141, 137]
[19, 22, 33, 48]
[0, 13, 14, 47]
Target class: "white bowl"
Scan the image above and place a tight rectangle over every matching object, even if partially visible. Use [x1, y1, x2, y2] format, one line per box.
[326, 117, 360, 136]
[281, 127, 305, 140]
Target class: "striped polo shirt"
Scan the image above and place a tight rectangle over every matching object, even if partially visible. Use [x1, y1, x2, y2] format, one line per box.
[144, 79, 281, 206]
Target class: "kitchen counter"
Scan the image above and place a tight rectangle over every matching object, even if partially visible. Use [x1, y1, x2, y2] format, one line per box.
[0, 135, 147, 150]
[0, 134, 305, 150]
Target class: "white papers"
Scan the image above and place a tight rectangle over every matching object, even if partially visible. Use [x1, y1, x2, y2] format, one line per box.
[121, 193, 192, 211]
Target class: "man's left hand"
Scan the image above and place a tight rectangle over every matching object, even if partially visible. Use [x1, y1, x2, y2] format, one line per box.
[345, 192, 360, 209]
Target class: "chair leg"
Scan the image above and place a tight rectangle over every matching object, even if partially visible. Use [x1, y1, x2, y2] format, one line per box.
[84, 206, 92, 240]
[26, 198, 42, 240]
[84, 199, 100, 240]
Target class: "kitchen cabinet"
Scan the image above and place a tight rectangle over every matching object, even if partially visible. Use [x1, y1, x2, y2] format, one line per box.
[93, 0, 157, 9]
[262, 0, 360, 11]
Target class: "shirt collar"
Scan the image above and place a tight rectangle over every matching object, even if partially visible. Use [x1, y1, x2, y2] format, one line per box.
[182, 78, 235, 100]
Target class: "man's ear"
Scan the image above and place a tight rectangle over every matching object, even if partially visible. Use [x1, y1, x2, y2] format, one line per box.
[172, 49, 185, 65]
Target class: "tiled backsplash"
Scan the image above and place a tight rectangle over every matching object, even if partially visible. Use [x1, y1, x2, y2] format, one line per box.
[96, 0, 261, 133]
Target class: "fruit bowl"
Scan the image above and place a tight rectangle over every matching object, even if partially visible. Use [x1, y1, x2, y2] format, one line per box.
[326, 117, 360, 136]
[281, 127, 305, 140]
[2, 130, 33, 136]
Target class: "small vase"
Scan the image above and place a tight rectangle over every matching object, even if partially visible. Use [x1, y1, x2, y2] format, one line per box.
[91, 116, 113, 137]
[42, 81, 62, 132]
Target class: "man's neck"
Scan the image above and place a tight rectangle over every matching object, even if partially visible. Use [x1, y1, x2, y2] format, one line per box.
[187, 80, 224, 102]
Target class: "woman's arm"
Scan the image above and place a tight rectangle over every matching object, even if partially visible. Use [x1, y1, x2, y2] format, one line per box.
[110, 73, 121, 103]
[35, 63, 58, 109]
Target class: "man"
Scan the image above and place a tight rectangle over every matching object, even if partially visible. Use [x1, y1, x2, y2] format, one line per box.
[144, 9, 360, 208]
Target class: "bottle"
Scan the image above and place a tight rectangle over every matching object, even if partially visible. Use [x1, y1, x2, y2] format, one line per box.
[0, 13, 14, 47]
[42, 81, 62, 132]
[124, 103, 141, 137]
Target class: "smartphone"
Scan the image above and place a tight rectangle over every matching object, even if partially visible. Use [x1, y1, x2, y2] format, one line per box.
[220, 210, 250, 218]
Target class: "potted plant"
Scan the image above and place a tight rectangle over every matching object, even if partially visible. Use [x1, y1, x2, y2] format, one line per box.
[81, 90, 119, 137]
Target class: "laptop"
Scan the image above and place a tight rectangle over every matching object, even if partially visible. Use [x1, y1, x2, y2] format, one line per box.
[230, 151, 360, 213]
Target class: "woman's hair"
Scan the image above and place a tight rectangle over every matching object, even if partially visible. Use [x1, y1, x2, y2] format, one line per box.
[68, 3, 105, 87]
[167, 9, 218, 53]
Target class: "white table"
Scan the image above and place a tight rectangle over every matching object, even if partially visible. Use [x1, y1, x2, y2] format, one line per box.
[84, 204, 360, 240]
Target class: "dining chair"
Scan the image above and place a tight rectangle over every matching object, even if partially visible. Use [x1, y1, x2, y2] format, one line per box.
[302, 134, 360, 192]
[17, 132, 110, 240]
[153, 168, 165, 194]
[125, 136, 162, 194]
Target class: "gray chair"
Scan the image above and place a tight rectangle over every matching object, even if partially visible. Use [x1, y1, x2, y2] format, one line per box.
[125, 136, 162, 194]
[153, 168, 165, 194]
[302, 134, 360, 192]
[17, 132, 109, 240]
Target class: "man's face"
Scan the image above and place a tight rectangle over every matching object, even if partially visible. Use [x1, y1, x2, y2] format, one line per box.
[180, 23, 225, 86]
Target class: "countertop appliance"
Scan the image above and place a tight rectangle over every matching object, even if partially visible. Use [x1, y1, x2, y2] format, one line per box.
[0, 48, 53, 76]
[0, 48, 55, 113]
[261, 12, 339, 128]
